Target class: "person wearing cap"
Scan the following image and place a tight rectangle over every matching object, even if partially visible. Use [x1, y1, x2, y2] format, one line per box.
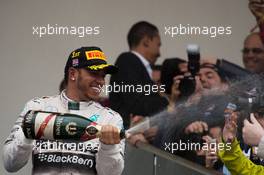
[109, 21, 168, 129]
[3, 47, 124, 175]
[185, 63, 264, 172]
[154, 63, 229, 169]
[161, 62, 228, 112]
[198, 63, 228, 91]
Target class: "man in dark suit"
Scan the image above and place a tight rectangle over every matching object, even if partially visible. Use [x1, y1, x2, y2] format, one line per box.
[109, 21, 168, 129]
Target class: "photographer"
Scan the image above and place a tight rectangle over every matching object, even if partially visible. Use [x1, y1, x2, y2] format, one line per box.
[148, 60, 229, 169]
[168, 62, 228, 110]
[127, 59, 234, 171]
[160, 58, 187, 111]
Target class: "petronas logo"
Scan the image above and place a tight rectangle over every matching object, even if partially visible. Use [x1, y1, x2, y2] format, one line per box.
[65, 122, 77, 135]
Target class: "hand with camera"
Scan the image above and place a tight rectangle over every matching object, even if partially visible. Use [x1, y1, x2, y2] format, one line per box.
[166, 75, 184, 112]
[178, 72, 196, 97]
[177, 73, 203, 98]
[185, 75, 204, 105]
[167, 73, 203, 111]
[171, 75, 184, 99]
[178, 44, 201, 99]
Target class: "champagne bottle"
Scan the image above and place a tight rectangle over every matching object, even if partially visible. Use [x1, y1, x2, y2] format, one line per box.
[22, 110, 125, 141]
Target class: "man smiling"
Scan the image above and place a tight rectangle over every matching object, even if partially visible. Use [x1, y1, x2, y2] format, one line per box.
[3, 47, 124, 175]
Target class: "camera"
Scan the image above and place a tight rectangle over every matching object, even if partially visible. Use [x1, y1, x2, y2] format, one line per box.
[179, 44, 200, 97]
[235, 87, 264, 115]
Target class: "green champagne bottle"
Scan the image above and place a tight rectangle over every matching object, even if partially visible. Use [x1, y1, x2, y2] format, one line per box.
[22, 110, 125, 141]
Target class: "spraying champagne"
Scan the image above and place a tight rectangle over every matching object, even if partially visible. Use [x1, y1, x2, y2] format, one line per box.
[22, 110, 126, 141]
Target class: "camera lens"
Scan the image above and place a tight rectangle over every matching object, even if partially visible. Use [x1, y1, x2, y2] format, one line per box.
[179, 75, 196, 97]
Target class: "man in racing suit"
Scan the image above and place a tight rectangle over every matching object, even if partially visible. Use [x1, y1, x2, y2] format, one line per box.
[3, 46, 124, 175]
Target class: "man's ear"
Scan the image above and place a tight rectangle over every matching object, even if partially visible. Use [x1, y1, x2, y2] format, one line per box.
[142, 36, 150, 48]
[69, 67, 78, 81]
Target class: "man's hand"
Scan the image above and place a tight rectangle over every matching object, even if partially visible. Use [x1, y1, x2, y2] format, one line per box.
[184, 121, 208, 134]
[202, 135, 218, 168]
[186, 76, 203, 105]
[171, 75, 184, 101]
[222, 112, 238, 143]
[130, 114, 144, 127]
[243, 113, 264, 146]
[99, 125, 120, 145]
[143, 126, 158, 142]
[166, 75, 184, 112]
[127, 133, 148, 147]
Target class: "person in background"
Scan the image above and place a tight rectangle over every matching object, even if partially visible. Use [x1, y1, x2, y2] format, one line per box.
[218, 112, 264, 175]
[151, 64, 162, 86]
[243, 111, 264, 159]
[161, 63, 228, 168]
[242, 32, 264, 73]
[109, 21, 168, 129]
[160, 58, 187, 111]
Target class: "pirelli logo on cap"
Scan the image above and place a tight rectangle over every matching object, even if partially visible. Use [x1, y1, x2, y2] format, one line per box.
[85, 50, 106, 61]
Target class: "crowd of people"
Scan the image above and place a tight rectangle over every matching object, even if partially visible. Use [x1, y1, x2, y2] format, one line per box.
[123, 19, 264, 174]
[3, 1, 264, 175]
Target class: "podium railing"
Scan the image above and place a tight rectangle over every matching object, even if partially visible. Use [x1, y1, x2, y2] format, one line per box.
[122, 141, 222, 175]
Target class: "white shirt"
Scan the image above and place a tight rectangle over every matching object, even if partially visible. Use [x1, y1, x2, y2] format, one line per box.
[3, 91, 124, 175]
[131, 51, 152, 79]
